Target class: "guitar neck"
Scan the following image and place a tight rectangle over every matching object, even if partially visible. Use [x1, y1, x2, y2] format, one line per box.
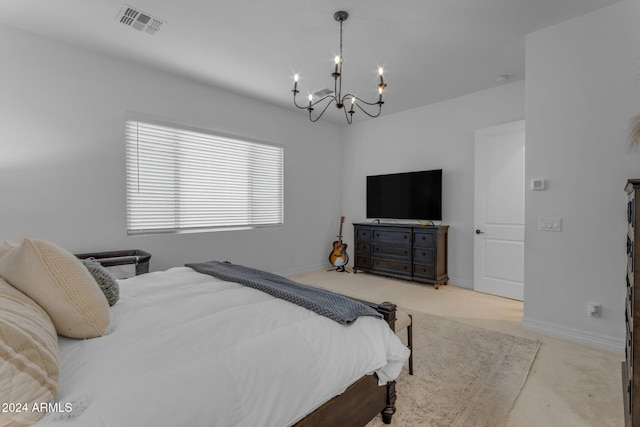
[337, 216, 345, 244]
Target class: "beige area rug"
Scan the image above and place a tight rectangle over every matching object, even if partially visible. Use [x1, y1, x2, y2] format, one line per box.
[368, 312, 540, 427]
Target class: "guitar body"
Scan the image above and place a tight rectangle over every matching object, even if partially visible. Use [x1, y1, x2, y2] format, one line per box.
[329, 216, 349, 270]
[329, 240, 349, 267]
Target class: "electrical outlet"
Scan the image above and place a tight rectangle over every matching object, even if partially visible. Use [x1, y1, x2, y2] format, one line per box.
[587, 303, 601, 317]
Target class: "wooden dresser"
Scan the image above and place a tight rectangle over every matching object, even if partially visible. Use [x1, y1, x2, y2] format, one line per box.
[625, 179, 640, 426]
[353, 223, 448, 289]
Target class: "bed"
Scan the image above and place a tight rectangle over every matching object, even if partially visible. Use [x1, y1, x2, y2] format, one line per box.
[0, 239, 409, 427]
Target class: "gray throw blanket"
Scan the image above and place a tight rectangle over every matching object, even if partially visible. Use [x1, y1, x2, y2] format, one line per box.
[185, 261, 382, 325]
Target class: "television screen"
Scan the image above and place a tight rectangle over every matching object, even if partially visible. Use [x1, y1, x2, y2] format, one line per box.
[367, 169, 442, 220]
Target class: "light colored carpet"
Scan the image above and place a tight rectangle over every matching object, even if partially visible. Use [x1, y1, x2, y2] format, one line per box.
[367, 312, 540, 427]
[290, 269, 624, 426]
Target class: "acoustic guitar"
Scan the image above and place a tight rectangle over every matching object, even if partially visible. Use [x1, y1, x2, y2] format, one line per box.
[329, 216, 349, 271]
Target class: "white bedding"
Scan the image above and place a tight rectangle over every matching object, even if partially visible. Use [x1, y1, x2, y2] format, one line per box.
[36, 267, 409, 427]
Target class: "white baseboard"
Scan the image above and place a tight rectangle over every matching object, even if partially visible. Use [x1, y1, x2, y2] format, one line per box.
[522, 316, 624, 354]
[448, 276, 473, 290]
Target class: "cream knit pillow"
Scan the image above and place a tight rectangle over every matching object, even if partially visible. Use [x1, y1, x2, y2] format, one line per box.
[0, 238, 109, 339]
[0, 278, 59, 427]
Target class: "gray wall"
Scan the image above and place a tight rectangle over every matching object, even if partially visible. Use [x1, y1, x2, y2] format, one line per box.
[523, 0, 640, 350]
[0, 24, 343, 275]
[341, 81, 526, 289]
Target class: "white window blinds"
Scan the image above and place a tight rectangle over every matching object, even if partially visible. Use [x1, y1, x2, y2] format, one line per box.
[126, 120, 284, 235]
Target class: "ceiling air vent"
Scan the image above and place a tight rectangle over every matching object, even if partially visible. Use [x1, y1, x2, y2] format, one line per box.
[312, 88, 334, 98]
[116, 4, 165, 35]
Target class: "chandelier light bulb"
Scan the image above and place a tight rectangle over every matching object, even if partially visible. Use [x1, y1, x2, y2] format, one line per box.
[335, 55, 341, 64]
[348, 96, 356, 115]
[293, 74, 299, 93]
[378, 67, 384, 76]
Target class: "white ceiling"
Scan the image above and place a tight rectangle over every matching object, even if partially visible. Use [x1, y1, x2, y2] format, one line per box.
[0, 0, 621, 124]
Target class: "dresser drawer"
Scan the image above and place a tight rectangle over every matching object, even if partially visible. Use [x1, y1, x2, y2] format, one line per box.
[371, 258, 411, 276]
[371, 229, 411, 246]
[413, 247, 435, 264]
[414, 230, 436, 247]
[372, 244, 411, 260]
[355, 227, 372, 241]
[355, 255, 371, 269]
[413, 263, 435, 279]
[356, 242, 371, 254]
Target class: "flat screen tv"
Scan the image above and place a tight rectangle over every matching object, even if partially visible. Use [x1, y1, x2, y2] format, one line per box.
[367, 169, 442, 221]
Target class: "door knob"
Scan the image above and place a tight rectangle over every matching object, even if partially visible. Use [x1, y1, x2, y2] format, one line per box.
[475, 229, 484, 234]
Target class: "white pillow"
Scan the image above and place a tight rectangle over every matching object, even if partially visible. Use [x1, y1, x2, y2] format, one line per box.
[0, 278, 59, 427]
[0, 238, 110, 339]
[0, 239, 20, 258]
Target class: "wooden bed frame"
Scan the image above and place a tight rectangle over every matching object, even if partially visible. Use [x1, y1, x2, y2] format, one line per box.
[73, 251, 399, 426]
[294, 301, 398, 426]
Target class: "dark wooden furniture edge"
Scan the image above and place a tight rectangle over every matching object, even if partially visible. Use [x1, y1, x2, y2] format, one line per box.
[623, 361, 631, 427]
[293, 301, 398, 426]
[624, 180, 640, 426]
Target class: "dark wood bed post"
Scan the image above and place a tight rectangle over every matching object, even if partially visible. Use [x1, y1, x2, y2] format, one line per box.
[375, 301, 397, 424]
[382, 381, 397, 424]
[375, 301, 397, 332]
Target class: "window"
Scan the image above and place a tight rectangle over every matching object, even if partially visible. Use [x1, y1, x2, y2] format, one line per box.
[126, 120, 283, 235]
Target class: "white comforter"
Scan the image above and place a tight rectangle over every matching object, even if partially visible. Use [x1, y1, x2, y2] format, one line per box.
[36, 267, 409, 427]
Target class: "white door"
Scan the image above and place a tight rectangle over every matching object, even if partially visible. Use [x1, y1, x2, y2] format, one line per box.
[474, 120, 525, 301]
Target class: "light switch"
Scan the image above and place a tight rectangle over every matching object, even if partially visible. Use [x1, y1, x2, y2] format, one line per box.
[539, 217, 562, 231]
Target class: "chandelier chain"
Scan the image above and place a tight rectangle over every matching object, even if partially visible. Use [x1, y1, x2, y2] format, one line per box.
[339, 19, 343, 62]
[337, 19, 343, 106]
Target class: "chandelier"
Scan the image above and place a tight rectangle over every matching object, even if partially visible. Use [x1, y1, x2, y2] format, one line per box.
[291, 11, 387, 125]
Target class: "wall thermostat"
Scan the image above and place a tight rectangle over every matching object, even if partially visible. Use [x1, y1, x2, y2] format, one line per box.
[531, 179, 546, 190]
